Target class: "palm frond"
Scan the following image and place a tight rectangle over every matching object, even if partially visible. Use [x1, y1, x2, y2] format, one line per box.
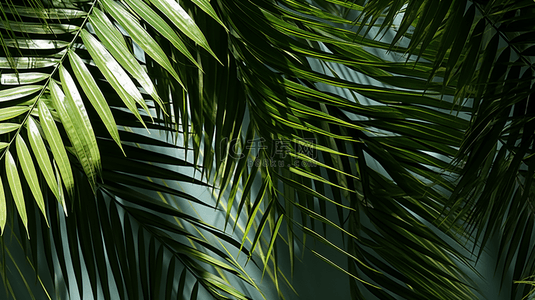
[359, 0, 535, 298]
[0, 0, 533, 299]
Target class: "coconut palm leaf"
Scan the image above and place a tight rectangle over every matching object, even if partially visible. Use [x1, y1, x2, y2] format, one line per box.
[358, 0, 535, 298]
[0, 0, 533, 299]
[0, 0, 260, 299]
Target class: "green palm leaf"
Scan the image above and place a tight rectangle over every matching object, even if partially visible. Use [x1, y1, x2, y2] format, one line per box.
[0, 0, 533, 299]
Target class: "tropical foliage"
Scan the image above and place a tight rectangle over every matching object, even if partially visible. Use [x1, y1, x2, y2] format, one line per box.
[0, 0, 533, 299]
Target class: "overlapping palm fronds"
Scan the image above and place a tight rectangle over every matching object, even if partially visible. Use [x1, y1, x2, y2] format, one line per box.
[358, 0, 535, 298]
[0, 0, 533, 299]
[0, 0, 259, 299]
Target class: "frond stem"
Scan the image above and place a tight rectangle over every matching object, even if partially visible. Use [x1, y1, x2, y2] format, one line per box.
[473, 2, 535, 75]
[0, 0, 100, 161]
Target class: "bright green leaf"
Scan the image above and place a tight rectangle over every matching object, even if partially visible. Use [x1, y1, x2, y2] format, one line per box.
[26, 116, 61, 203]
[0, 85, 42, 102]
[0, 176, 5, 234]
[79, 29, 148, 126]
[121, 0, 200, 69]
[68, 50, 123, 151]
[49, 77, 97, 190]
[148, 0, 220, 62]
[15, 134, 48, 225]
[0, 106, 30, 121]
[37, 100, 74, 198]
[5, 150, 28, 237]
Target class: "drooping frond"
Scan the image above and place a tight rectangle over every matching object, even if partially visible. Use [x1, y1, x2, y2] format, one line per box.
[0, 0, 260, 299]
